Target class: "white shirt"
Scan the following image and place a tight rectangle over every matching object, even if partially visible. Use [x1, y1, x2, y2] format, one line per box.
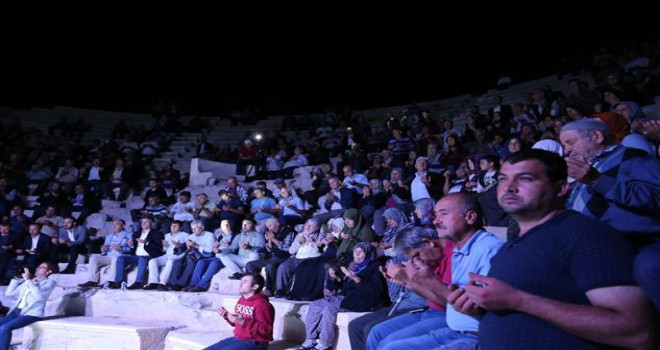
[411, 171, 432, 202]
[135, 231, 150, 256]
[88, 166, 101, 181]
[30, 235, 40, 251]
[164, 231, 190, 256]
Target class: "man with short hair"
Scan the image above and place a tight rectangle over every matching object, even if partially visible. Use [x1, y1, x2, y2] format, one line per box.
[34, 205, 64, 237]
[342, 165, 369, 195]
[369, 194, 502, 350]
[225, 177, 249, 204]
[219, 219, 266, 280]
[0, 222, 20, 283]
[165, 220, 215, 290]
[143, 221, 189, 290]
[313, 176, 357, 225]
[110, 218, 163, 289]
[244, 218, 296, 295]
[453, 150, 655, 349]
[1, 261, 57, 349]
[53, 217, 87, 274]
[18, 224, 52, 274]
[205, 274, 274, 350]
[78, 219, 132, 288]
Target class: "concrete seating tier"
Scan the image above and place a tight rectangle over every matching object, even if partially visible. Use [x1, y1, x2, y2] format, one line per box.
[25, 316, 181, 350]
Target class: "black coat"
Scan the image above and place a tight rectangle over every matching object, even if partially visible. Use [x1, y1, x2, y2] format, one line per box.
[340, 260, 389, 312]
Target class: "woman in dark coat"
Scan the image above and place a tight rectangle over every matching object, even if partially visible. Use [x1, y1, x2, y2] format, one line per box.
[296, 242, 388, 350]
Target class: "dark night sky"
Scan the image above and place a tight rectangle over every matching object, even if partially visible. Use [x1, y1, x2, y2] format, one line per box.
[2, 18, 656, 117]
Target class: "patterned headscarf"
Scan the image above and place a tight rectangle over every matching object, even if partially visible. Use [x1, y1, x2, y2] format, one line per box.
[414, 198, 435, 226]
[382, 208, 412, 244]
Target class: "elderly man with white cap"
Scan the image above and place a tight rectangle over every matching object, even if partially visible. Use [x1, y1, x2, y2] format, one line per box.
[560, 118, 660, 314]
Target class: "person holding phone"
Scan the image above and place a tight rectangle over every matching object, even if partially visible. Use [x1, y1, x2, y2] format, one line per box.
[1, 261, 57, 349]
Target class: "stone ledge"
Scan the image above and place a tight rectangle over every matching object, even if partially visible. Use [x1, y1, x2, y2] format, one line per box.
[24, 316, 183, 350]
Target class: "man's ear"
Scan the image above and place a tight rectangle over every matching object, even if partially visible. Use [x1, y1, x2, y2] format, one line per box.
[464, 210, 478, 225]
[592, 130, 606, 145]
[556, 180, 570, 199]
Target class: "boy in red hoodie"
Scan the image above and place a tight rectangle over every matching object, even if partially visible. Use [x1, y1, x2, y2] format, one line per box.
[205, 273, 275, 350]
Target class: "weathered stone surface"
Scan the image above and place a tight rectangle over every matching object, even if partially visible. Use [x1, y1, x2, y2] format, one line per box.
[25, 316, 181, 350]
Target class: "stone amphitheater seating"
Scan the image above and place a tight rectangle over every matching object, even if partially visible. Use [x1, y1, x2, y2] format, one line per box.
[2, 263, 367, 350]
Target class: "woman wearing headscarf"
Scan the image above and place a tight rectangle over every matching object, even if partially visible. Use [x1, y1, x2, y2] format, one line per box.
[286, 218, 345, 301]
[337, 209, 376, 262]
[273, 219, 322, 298]
[377, 207, 416, 310]
[377, 208, 413, 257]
[413, 198, 435, 228]
[296, 242, 388, 350]
[594, 112, 656, 155]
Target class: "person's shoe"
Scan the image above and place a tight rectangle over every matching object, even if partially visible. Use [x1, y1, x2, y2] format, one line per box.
[273, 290, 286, 298]
[78, 281, 98, 288]
[60, 266, 76, 274]
[127, 282, 144, 290]
[262, 289, 273, 297]
[314, 343, 331, 350]
[189, 286, 206, 293]
[286, 294, 300, 301]
[158, 284, 174, 291]
[295, 339, 316, 350]
[181, 286, 192, 292]
[228, 273, 243, 280]
[143, 283, 161, 290]
[107, 282, 121, 289]
[171, 285, 183, 291]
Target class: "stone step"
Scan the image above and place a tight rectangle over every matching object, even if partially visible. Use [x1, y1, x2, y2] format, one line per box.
[25, 316, 182, 350]
[164, 328, 234, 350]
[164, 329, 299, 350]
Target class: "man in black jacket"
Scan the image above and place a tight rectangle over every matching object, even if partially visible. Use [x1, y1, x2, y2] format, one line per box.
[109, 218, 163, 289]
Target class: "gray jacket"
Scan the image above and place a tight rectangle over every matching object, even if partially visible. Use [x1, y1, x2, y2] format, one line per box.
[6, 277, 56, 317]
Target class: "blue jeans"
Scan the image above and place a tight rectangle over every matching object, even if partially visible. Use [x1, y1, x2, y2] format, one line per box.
[382, 327, 479, 350]
[191, 258, 224, 290]
[0, 309, 41, 349]
[203, 337, 268, 350]
[366, 308, 447, 350]
[634, 240, 660, 312]
[114, 255, 150, 283]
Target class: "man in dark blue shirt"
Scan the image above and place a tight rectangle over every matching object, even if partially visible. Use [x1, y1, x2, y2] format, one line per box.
[449, 150, 655, 349]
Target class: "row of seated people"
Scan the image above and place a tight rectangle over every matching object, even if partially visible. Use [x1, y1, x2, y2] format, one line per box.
[0, 215, 90, 282]
[73, 202, 409, 299]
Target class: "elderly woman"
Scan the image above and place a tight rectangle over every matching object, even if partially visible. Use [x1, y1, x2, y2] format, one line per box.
[273, 219, 322, 298]
[297, 243, 388, 350]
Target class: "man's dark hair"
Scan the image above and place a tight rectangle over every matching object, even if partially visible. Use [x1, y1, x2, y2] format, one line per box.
[505, 149, 567, 183]
[42, 261, 57, 274]
[449, 193, 485, 229]
[247, 273, 266, 293]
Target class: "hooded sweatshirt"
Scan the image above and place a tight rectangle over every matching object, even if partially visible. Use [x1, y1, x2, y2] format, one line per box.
[229, 293, 275, 344]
